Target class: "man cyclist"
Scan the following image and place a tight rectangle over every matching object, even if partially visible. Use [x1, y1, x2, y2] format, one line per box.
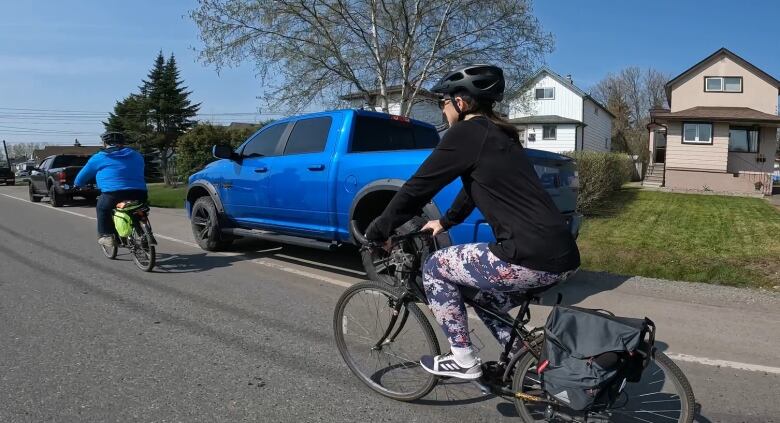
[365, 64, 580, 380]
[74, 132, 147, 248]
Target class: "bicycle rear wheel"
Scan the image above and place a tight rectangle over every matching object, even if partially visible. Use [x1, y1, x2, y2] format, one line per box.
[512, 351, 695, 422]
[130, 222, 156, 272]
[333, 281, 440, 401]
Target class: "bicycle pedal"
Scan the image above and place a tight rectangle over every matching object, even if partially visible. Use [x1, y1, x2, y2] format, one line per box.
[471, 379, 492, 395]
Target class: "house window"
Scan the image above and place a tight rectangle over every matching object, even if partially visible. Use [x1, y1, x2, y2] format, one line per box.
[594, 106, 599, 115]
[605, 137, 609, 149]
[535, 87, 555, 100]
[728, 127, 759, 153]
[542, 125, 556, 140]
[682, 122, 713, 144]
[705, 76, 742, 92]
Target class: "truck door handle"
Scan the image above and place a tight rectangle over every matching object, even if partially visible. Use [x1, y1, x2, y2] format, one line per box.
[254, 167, 268, 173]
[307, 164, 325, 171]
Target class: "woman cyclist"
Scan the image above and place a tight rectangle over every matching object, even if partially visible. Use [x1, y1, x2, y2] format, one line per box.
[365, 64, 580, 380]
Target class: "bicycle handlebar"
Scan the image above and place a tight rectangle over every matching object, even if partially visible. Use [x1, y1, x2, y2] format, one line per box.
[361, 228, 434, 250]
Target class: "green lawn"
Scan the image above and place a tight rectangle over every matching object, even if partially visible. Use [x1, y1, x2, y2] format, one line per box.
[147, 183, 187, 208]
[577, 188, 780, 288]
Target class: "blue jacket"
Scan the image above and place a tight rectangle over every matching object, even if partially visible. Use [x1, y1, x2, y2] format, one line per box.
[74, 147, 147, 192]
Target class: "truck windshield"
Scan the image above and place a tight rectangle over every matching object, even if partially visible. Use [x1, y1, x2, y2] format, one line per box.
[350, 116, 439, 152]
[52, 155, 90, 168]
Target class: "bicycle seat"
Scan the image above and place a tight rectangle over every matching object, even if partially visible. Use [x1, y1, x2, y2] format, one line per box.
[116, 200, 146, 209]
[115, 200, 149, 214]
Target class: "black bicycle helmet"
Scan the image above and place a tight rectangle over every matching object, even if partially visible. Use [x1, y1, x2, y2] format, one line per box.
[101, 131, 126, 146]
[430, 64, 505, 102]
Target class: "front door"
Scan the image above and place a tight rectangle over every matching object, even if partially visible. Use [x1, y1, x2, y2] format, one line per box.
[654, 132, 667, 163]
[266, 116, 335, 237]
[220, 122, 289, 222]
[30, 157, 52, 192]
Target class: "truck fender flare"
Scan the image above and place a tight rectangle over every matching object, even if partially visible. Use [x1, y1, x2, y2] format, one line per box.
[187, 180, 225, 213]
[348, 179, 451, 247]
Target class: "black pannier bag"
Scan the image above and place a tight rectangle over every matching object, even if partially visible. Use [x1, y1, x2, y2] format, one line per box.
[537, 305, 655, 411]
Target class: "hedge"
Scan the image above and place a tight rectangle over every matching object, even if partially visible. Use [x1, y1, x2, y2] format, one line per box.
[566, 151, 634, 215]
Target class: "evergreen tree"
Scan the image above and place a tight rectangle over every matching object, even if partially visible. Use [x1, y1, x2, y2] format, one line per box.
[103, 93, 151, 148]
[104, 51, 200, 185]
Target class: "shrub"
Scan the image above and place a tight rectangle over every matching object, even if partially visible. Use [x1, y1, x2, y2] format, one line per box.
[566, 151, 633, 214]
[176, 123, 261, 179]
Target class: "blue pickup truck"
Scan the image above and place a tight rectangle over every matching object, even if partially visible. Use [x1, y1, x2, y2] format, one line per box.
[185, 109, 580, 279]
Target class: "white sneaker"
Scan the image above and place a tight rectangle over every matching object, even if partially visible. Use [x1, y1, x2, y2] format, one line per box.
[420, 353, 483, 379]
[98, 236, 115, 247]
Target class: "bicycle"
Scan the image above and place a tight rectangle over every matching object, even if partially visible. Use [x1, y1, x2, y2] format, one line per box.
[333, 222, 695, 422]
[99, 200, 157, 272]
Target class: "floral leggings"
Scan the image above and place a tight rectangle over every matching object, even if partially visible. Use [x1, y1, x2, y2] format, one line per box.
[422, 243, 575, 349]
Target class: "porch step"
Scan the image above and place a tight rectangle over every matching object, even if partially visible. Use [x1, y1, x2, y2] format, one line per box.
[643, 163, 665, 187]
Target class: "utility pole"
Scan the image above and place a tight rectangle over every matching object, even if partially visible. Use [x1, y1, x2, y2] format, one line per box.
[2, 140, 10, 169]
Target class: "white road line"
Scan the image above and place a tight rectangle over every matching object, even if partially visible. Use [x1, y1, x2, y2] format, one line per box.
[273, 253, 367, 276]
[664, 353, 780, 375]
[3, 189, 780, 375]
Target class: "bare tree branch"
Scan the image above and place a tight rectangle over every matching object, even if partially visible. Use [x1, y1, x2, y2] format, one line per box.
[190, 0, 552, 114]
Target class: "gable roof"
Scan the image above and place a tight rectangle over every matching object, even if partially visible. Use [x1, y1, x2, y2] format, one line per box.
[509, 115, 584, 125]
[665, 47, 780, 102]
[526, 67, 587, 97]
[521, 67, 615, 118]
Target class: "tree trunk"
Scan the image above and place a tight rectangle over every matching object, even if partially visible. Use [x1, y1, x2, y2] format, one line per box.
[159, 154, 171, 186]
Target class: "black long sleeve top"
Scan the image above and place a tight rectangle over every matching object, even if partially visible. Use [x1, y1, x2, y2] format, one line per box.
[366, 116, 580, 273]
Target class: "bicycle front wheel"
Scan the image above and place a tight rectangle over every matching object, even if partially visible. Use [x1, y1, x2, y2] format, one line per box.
[512, 350, 695, 422]
[333, 281, 440, 401]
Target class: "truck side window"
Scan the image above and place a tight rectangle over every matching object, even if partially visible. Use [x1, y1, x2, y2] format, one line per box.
[242, 123, 288, 158]
[350, 116, 439, 152]
[283, 117, 332, 155]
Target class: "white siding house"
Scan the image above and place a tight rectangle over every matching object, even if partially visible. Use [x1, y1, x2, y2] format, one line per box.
[507, 68, 614, 153]
[341, 86, 443, 126]
[583, 97, 613, 151]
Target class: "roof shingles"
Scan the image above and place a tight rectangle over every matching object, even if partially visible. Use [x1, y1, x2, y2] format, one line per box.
[651, 106, 780, 124]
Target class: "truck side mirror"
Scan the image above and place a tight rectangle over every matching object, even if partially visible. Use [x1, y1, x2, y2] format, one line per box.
[212, 145, 236, 161]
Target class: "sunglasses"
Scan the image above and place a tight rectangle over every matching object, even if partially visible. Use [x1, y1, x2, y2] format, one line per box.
[438, 98, 451, 110]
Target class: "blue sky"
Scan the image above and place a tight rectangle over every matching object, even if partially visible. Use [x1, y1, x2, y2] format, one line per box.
[1, 0, 779, 145]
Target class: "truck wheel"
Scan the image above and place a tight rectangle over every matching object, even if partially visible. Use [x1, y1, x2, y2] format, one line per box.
[49, 185, 64, 207]
[28, 183, 42, 203]
[191, 196, 232, 251]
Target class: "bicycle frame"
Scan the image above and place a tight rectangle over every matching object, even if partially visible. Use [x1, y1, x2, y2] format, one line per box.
[366, 230, 549, 387]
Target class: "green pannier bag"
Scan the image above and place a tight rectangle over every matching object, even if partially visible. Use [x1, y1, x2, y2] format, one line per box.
[113, 211, 133, 237]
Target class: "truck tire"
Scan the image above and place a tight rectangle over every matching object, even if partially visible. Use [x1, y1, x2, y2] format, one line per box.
[49, 185, 64, 207]
[191, 196, 232, 251]
[355, 212, 437, 285]
[28, 183, 42, 203]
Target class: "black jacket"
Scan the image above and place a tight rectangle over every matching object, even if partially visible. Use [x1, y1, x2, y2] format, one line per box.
[366, 116, 580, 273]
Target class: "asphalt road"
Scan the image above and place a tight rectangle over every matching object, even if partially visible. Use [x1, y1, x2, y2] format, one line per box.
[0, 185, 778, 423]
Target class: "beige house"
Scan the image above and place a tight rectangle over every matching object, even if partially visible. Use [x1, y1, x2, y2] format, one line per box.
[647, 48, 779, 196]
